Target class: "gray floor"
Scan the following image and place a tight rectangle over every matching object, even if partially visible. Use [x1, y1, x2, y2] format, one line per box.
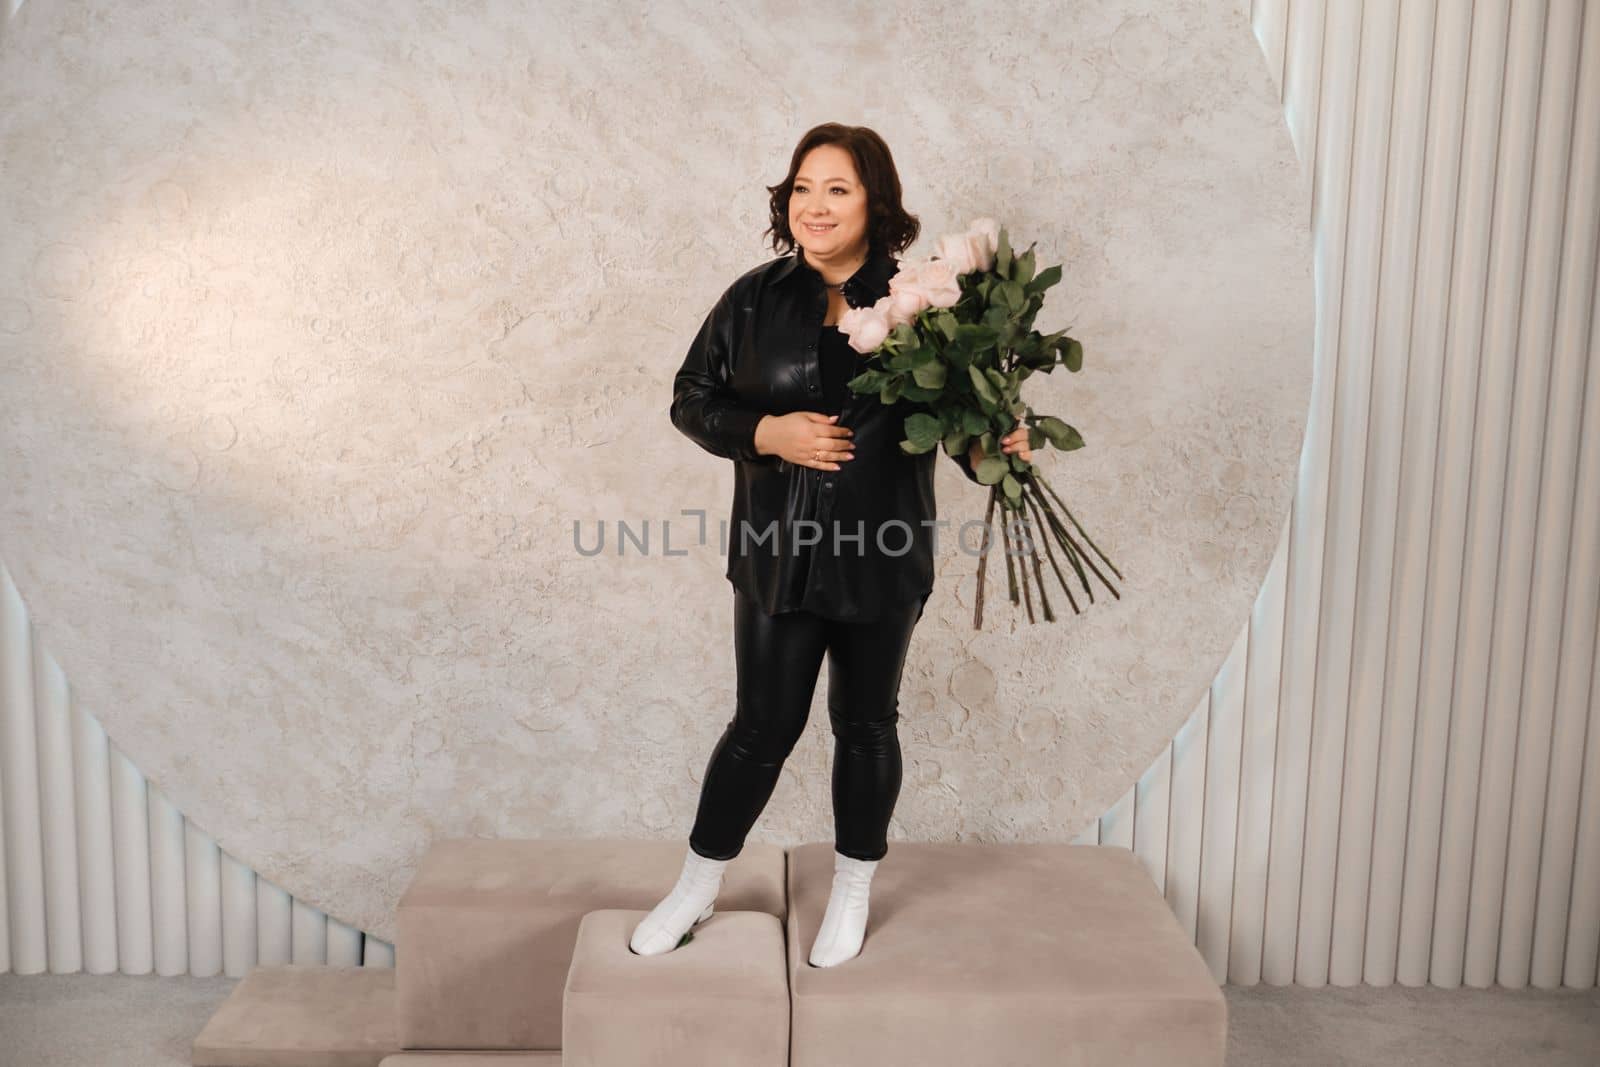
[1, 973, 1597, 1066]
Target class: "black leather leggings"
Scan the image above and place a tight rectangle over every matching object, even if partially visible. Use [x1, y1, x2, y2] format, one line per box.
[688, 587, 928, 863]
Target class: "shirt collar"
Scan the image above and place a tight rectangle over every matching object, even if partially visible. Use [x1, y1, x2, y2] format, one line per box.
[765, 245, 899, 307]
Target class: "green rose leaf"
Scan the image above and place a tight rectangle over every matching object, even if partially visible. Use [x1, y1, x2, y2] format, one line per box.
[903, 411, 942, 453]
[1012, 247, 1036, 285]
[1028, 263, 1061, 294]
[1060, 336, 1083, 372]
[975, 456, 1008, 485]
[954, 323, 998, 350]
[911, 359, 947, 389]
[847, 369, 887, 393]
[994, 280, 1026, 313]
[1037, 416, 1085, 451]
[968, 363, 998, 405]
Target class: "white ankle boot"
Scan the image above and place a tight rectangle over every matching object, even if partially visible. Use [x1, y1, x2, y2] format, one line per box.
[807, 850, 880, 967]
[629, 846, 730, 956]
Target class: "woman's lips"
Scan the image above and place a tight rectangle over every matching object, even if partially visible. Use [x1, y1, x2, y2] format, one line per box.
[803, 222, 836, 233]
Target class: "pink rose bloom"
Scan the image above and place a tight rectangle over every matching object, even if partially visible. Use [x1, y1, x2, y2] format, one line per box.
[888, 259, 926, 295]
[887, 286, 926, 327]
[961, 231, 996, 272]
[935, 232, 980, 274]
[882, 268, 928, 326]
[891, 256, 959, 308]
[840, 304, 891, 353]
[967, 217, 1000, 262]
[867, 294, 893, 327]
[937, 231, 994, 275]
[915, 258, 963, 307]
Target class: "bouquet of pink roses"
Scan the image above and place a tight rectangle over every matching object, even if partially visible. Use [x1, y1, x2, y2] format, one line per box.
[838, 218, 1121, 629]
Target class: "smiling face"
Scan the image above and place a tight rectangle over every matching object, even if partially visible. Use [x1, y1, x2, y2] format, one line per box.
[788, 143, 870, 269]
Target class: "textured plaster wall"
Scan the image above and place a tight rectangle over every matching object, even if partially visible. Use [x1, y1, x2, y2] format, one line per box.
[0, 0, 1310, 942]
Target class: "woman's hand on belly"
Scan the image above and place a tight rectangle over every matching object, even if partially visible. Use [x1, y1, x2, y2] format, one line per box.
[755, 412, 857, 471]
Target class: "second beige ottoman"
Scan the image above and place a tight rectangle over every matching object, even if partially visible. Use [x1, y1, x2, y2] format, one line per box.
[785, 841, 1228, 1067]
[564, 909, 789, 1067]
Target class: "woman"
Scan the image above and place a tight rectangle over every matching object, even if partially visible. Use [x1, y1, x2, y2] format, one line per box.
[631, 124, 1032, 967]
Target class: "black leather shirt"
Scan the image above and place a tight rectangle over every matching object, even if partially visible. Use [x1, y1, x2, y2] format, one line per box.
[669, 247, 981, 620]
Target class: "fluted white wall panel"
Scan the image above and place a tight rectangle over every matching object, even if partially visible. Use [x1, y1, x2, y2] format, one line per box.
[185, 819, 223, 977]
[1498, 0, 1592, 992]
[1, 558, 47, 975]
[1228, 522, 1291, 986]
[1165, 691, 1211, 944]
[1332, 0, 1412, 989]
[1201, 626, 1250, 981]
[71, 697, 118, 974]
[35, 629, 80, 973]
[1366, 0, 1451, 990]
[1531, 164, 1600, 985]
[1453, 0, 1548, 990]
[2, 0, 1596, 992]
[1389, 0, 1473, 990]
[1263, 0, 1355, 988]
[220, 849, 257, 977]
[256, 879, 294, 968]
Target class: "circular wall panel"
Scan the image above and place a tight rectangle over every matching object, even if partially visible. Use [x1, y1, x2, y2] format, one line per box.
[0, 0, 1311, 940]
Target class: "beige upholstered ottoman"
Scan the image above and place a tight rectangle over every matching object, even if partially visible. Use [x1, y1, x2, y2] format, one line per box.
[395, 837, 786, 1051]
[191, 964, 398, 1066]
[381, 1055, 559, 1064]
[563, 909, 789, 1067]
[785, 841, 1228, 1067]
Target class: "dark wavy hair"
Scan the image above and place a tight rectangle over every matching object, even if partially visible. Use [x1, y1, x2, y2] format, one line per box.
[763, 123, 920, 258]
